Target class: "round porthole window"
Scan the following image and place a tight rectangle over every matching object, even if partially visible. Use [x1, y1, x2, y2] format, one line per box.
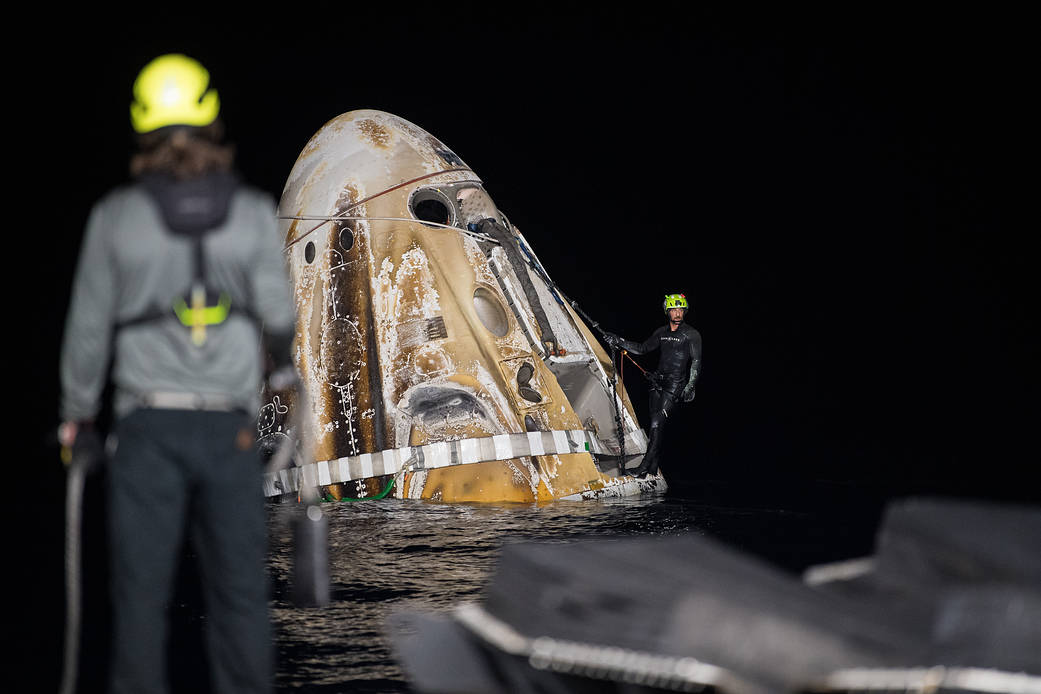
[409, 188, 455, 228]
[339, 228, 354, 252]
[304, 241, 316, 264]
[473, 286, 509, 337]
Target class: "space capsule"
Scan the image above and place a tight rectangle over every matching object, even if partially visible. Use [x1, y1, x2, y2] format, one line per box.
[260, 110, 662, 502]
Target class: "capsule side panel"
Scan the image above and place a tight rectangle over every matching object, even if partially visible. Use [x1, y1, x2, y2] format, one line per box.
[270, 109, 650, 503]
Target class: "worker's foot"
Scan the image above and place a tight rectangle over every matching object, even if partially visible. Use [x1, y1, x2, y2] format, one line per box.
[629, 467, 648, 479]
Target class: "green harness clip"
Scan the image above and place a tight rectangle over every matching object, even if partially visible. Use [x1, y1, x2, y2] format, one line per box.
[173, 286, 231, 346]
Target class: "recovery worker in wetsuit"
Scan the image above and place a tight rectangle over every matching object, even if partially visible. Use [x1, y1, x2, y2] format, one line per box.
[605, 293, 701, 479]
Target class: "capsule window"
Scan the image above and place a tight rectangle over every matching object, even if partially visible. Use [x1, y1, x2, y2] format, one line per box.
[304, 241, 316, 264]
[339, 228, 354, 252]
[409, 188, 455, 228]
[473, 286, 509, 337]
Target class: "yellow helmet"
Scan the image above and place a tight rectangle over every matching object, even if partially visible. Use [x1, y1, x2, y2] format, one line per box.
[130, 54, 220, 133]
[663, 293, 688, 313]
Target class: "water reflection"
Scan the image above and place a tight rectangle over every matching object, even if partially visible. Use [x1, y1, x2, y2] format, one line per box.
[266, 490, 877, 693]
[268, 495, 687, 692]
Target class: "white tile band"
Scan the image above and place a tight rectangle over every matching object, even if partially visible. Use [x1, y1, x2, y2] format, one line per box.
[262, 428, 646, 498]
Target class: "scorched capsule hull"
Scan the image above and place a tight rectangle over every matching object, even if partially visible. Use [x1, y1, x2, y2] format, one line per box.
[260, 110, 662, 502]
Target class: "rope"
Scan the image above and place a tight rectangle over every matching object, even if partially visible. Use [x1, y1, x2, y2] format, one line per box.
[622, 350, 650, 376]
[622, 350, 663, 392]
[515, 237, 565, 307]
[478, 219, 559, 357]
[279, 214, 630, 463]
[503, 232, 632, 463]
[507, 238, 629, 461]
[607, 344, 626, 463]
[278, 215, 500, 245]
[279, 167, 476, 248]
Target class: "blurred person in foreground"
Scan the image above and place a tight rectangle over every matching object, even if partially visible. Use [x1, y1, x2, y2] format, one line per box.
[59, 53, 295, 694]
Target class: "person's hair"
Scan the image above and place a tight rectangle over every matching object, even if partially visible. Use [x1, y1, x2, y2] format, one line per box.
[130, 121, 235, 180]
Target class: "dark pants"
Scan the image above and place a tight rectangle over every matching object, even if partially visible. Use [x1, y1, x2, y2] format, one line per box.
[107, 409, 272, 694]
[639, 384, 681, 475]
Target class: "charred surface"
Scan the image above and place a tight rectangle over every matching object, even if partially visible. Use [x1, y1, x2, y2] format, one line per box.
[271, 110, 652, 503]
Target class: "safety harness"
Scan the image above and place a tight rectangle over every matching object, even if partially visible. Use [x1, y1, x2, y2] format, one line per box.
[116, 172, 255, 346]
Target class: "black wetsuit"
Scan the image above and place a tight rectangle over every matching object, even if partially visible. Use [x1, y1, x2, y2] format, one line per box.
[619, 322, 702, 476]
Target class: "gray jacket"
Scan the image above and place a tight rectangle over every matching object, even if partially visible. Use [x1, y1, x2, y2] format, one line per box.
[60, 181, 295, 421]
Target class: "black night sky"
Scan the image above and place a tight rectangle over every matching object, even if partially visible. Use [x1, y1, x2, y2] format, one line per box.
[12, 8, 1038, 692]
[28, 12, 1036, 499]
[25, 10, 1036, 500]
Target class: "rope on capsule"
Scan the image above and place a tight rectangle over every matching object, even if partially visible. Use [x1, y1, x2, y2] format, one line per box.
[278, 215, 500, 245]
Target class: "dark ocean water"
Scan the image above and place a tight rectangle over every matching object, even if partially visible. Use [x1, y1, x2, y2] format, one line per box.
[23, 450, 1033, 694]
[30, 473, 891, 694]
[264, 482, 886, 693]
